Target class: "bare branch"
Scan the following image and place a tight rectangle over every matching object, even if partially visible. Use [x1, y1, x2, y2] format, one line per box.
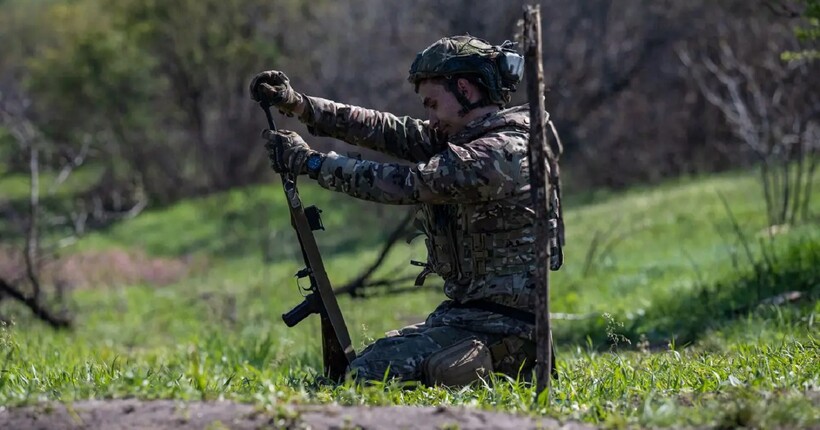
[24, 131, 41, 301]
[335, 209, 415, 297]
[762, 1, 803, 18]
[677, 25, 817, 226]
[0, 277, 71, 329]
[0, 91, 75, 328]
[48, 136, 91, 195]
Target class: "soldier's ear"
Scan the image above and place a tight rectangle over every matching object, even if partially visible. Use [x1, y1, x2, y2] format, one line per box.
[456, 78, 472, 97]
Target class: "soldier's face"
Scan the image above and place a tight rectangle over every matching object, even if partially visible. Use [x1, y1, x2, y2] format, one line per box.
[418, 80, 469, 135]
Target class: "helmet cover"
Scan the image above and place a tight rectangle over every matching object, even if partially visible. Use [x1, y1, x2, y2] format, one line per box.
[408, 35, 524, 107]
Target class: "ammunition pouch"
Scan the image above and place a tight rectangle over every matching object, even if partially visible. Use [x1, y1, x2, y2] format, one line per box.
[461, 228, 536, 277]
[422, 338, 493, 387]
[421, 335, 537, 387]
[422, 226, 536, 281]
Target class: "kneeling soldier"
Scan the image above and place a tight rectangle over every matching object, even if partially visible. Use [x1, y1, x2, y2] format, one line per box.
[250, 35, 555, 386]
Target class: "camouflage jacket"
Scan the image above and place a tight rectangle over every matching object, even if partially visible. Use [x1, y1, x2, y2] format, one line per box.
[300, 96, 539, 340]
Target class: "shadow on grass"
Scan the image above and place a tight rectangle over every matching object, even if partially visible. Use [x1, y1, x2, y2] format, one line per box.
[556, 233, 820, 349]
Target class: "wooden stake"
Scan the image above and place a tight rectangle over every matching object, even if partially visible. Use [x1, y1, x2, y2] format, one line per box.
[523, 4, 552, 401]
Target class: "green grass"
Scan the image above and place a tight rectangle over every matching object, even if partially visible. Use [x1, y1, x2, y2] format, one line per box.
[0, 164, 105, 242]
[0, 163, 105, 203]
[0, 169, 818, 428]
[74, 181, 410, 260]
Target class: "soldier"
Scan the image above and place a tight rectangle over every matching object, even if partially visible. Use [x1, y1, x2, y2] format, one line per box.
[250, 35, 552, 386]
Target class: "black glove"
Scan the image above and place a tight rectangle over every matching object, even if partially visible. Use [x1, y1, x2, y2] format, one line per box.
[249, 70, 304, 114]
[263, 129, 317, 175]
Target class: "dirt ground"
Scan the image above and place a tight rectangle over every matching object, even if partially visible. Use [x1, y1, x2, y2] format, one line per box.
[0, 399, 593, 429]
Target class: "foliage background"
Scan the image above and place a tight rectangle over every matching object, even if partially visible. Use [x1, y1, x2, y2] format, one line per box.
[1, 0, 817, 207]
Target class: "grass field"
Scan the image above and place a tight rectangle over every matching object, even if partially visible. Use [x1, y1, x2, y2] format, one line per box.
[0, 169, 818, 428]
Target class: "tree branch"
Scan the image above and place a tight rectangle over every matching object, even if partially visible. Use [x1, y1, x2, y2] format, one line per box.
[334, 209, 416, 297]
[0, 277, 71, 329]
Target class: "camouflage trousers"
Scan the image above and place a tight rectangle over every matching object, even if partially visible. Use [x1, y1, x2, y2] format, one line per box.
[347, 321, 536, 385]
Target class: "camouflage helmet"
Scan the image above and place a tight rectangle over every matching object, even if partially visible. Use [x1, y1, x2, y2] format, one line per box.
[408, 35, 524, 107]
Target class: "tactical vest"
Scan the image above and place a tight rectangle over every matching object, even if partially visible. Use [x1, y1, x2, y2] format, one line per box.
[414, 106, 539, 311]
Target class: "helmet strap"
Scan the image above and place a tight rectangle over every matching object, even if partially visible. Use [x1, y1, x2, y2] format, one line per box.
[445, 77, 491, 117]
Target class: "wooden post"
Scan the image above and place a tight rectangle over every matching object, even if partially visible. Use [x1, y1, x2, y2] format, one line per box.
[523, 4, 552, 401]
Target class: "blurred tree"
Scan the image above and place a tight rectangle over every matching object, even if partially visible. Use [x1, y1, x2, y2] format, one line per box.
[110, 0, 282, 192]
[679, 2, 819, 226]
[26, 0, 161, 199]
[19, 0, 284, 204]
[2, 0, 815, 203]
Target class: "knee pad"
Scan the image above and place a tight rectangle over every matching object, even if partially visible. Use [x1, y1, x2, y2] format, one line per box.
[422, 338, 494, 387]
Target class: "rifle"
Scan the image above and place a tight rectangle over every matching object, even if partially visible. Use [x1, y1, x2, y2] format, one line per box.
[259, 102, 356, 381]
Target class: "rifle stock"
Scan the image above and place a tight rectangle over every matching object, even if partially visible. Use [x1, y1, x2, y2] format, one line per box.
[259, 102, 356, 381]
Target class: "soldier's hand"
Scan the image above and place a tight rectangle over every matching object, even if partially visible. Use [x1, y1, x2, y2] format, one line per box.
[249, 71, 304, 115]
[262, 129, 315, 175]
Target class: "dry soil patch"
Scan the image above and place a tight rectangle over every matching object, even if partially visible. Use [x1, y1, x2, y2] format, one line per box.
[0, 399, 593, 429]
